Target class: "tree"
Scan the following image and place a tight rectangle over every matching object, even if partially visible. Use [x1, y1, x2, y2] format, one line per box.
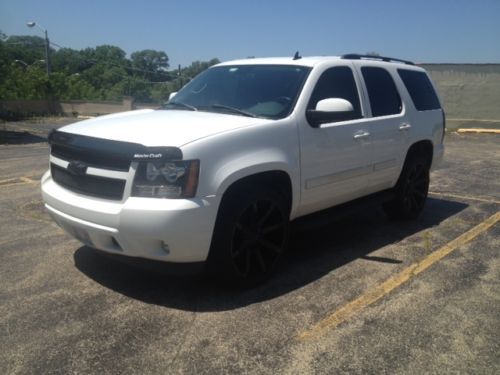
[181, 58, 220, 79]
[3, 35, 48, 64]
[52, 48, 92, 74]
[81, 63, 128, 100]
[0, 32, 221, 104]
[0, 65, 49, 99]
[0, 35, 10, 90]
[131, 49, 169, 81]
[87, 45, 128, 63]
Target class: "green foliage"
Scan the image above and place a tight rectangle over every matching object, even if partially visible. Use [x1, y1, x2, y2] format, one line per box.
[3, 35, 47, 63]
[51, 48, 91, 74]
[131, 49, 169, 81]
[0, 32, 220, 103]
[0, 65, 49, 99]
[181, 58, 220, 79]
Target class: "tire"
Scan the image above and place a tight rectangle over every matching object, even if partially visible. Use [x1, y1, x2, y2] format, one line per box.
[207, 187, 290, 287]
[383, 152, 430, 220]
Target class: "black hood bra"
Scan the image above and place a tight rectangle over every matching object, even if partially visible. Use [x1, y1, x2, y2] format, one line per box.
[48, 130, 183, 171]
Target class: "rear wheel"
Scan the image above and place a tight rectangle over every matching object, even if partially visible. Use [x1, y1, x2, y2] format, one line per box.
[384, 153, 430, 220]
[207, 187, 290, 287]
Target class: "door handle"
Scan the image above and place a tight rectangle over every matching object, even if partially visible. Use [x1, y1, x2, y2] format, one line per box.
[354, 131, 370, 140]
[399, 123, 412, 131]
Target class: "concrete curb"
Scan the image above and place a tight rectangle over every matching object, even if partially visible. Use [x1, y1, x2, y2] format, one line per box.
[457, 128, 500, 134]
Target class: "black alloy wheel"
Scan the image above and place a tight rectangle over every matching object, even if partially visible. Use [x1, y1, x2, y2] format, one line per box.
[208, 188, 290, 286]
[384, 153, 430, 220]
[230, 198, 287, 278]
[401, 161, 429, 215]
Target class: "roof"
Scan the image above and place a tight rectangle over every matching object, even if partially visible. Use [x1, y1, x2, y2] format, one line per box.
[216, 56, 343, 68]
[215, 54, 417, 68]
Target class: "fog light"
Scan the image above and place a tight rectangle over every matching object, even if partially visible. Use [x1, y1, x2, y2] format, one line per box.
[161, 241, 170, 254]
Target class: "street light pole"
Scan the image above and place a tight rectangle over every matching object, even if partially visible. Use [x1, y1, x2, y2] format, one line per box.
[26, 21, 51, 76]
[43, 29, 50, 76]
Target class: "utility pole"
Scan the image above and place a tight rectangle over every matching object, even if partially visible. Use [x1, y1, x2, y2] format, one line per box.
[26, 21, 51, 77]
[44, 29, 51, 76]
[178, 64, 182, 88]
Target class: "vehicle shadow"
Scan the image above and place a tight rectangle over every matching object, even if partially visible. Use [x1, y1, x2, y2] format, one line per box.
[74, 197, 467, 312]
[0, 130, 46, 144]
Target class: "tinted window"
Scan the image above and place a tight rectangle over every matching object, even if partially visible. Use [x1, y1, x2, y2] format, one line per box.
[361, 67, 402, 117]
[166, 65, 311, 120]
[308, 66, 362, 119]
[398, 69, 441, 111]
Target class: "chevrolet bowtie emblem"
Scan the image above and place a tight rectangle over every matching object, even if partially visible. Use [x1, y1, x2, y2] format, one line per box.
[67, 160, 88, 176]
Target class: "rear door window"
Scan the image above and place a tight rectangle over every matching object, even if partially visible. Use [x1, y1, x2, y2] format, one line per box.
[398, 69, 441, 111]
[361, 67, 402, 117]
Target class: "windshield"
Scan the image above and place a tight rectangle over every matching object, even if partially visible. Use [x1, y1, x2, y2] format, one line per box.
[164, 65, 311, 119]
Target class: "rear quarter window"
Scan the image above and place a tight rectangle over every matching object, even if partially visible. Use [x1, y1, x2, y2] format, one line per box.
[398, 69, 441, 111]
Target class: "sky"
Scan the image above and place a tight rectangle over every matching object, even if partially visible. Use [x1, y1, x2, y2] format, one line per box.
[1, 0, 499, 68]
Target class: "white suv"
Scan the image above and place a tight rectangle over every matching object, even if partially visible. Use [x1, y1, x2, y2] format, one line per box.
[41, 54, 445, 285]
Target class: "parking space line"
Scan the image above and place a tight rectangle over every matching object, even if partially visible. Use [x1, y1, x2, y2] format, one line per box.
[429, 191, 500, 205]
[297, 211, 500, 341]
[0, 176, 38, 188]
[0, 177, 20, 185]
[0, 182, 27, 188]
[19, 176, 37, 185]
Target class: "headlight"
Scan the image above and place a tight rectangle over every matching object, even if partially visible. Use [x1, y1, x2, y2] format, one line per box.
[132, 160, 199, 198]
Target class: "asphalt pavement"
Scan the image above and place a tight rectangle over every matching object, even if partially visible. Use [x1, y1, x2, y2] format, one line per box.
[0, 125, 499, 374]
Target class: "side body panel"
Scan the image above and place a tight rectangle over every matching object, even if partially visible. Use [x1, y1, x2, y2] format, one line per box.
[352, 62, 410, 193]
[294, 61, 373, 217]
[181, 119, 302, 218]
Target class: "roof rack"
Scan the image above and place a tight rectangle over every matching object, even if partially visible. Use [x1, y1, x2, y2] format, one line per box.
[341, 54, 414, 65]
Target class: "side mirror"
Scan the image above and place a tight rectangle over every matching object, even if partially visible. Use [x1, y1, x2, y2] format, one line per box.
[316, 98, 353, 112]
[306, 98, 355, 128]
[169, 92, 177, 101]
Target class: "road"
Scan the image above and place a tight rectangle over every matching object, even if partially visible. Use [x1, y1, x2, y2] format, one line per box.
[0, 129, 499, 374]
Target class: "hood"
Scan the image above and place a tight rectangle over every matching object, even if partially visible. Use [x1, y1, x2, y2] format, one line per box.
[59, 109, 269, 147]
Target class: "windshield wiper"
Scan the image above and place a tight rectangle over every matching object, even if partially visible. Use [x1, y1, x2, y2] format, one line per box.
[164, 101, 197, 111]
[210, 104, 257, 118]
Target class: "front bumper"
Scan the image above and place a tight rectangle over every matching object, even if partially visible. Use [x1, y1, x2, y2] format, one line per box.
[41, 171, 219, 263]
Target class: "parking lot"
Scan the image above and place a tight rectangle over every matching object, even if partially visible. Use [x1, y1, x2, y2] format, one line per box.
[0, 127, 499, 374]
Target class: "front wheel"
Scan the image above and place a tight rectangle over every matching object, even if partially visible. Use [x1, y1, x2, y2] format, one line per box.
[384, 153, 430, 220]
[207, 188, 290, 287]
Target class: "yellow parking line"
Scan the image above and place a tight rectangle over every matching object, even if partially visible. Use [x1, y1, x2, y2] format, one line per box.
[0, 183, 28, 188]
[0, 176, 38, 188]
[448, 118, 500, 122]
[429, 191, 500, 205]
[457, 128, 500, 134]
[19, 176, 37, 185]
[297, 211, 500, 341]
[0, 177, 20, 185]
